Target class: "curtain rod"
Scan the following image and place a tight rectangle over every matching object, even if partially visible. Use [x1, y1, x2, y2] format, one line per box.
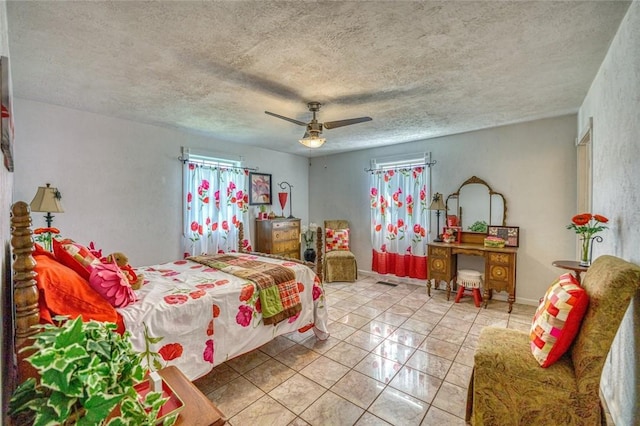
[178, 155, 258, 171]
[364, 160, 436, 172]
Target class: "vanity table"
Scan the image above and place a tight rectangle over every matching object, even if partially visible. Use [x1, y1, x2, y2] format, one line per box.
[428, 236, 518, 312]
[428, 176, 518, 312]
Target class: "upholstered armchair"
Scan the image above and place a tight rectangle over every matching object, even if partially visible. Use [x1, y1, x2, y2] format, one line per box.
[466, 255, 640, 425]
[323, 220, 357, 283]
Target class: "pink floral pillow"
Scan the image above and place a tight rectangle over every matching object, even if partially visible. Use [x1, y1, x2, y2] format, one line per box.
[326, 228, 350, 252]
[89, 261, 136, 308]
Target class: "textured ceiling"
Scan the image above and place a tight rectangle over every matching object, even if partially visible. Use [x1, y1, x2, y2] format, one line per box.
[6, 1, 631, 157]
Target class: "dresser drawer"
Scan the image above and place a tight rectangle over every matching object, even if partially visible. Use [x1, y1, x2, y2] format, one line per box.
[429, 246, 451, 259]
[488, 252, 512, 265]
[487, 264, 511, 283]
[273, 221, 297, 230]
[273, 228, 298, 241]
[273, 240, 298, 253]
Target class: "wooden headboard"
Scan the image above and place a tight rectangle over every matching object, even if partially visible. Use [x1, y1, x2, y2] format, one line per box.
[9, 201, 325, 383]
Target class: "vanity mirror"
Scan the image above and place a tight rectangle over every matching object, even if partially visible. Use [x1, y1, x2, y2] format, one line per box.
[445, 176, 506, 232]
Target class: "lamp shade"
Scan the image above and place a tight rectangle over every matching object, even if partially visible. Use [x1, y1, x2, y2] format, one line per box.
[30, 184, 64, 213]
[428, 193, 446, 211]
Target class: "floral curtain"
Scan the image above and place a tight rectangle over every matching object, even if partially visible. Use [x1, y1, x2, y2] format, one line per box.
[369, 166, 429, 279]
[182, 162, 253, 257]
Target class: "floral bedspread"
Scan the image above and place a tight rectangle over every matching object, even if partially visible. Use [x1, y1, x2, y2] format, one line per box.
[116, 254, 329, 380]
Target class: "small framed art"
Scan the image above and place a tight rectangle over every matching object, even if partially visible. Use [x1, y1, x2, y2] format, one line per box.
[1, 56, 14, 172]
[488, 226, 519, 247]
[249, 172, 272, 205]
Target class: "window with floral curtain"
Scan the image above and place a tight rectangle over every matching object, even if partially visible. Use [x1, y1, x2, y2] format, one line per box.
[182, 161, 253, 257]
[369, 161, 431, 279]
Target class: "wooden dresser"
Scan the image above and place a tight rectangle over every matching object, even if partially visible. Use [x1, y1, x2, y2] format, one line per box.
[255, 218, 301, 259]
[427, 232, 517, 312]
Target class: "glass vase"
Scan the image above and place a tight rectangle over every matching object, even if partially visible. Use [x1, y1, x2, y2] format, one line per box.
[579, 236, 591, 267]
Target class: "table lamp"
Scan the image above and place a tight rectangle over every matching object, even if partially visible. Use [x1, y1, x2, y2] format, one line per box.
[30, 183, 64, 227]
[428, 192, 446, 242]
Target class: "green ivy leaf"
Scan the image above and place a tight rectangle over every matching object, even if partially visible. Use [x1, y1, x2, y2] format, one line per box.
[79, 393, 124, 426]
[8, 378, 38, 415]
[54, 316, 86, 349]
[28, 350, 57, 370]
[47, 390, 77, 419]
[32, 404, 60, 426]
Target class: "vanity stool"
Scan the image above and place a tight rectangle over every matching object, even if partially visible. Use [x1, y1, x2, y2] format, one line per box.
[455, 269, 483, 307]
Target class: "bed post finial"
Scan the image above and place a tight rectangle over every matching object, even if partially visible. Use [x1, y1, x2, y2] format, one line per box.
[238, 222, 245, 253]
[11, 201, 40, 380]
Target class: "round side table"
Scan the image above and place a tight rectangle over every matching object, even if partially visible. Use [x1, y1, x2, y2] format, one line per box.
[552, 260, 589, 283]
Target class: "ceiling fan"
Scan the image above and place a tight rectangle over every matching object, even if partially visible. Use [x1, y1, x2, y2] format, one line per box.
[265, 101, 372, 148]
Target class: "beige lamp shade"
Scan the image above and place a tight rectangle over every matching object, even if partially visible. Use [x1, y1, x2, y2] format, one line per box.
[30, 184, 64, 213]
[428, 192, 446, 211]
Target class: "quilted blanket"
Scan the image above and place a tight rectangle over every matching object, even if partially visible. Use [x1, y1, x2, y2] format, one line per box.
[189, 253, 301, 325]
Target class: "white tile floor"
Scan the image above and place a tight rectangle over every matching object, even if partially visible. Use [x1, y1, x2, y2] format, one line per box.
[194, 274, 539, 425]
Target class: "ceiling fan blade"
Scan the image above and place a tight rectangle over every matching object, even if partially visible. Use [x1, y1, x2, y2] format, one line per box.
[265, 111, 307, 126]
[323, 116, 372, 129]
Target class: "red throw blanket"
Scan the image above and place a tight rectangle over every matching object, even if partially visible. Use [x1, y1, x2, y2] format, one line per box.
[188, 253, 301, 325]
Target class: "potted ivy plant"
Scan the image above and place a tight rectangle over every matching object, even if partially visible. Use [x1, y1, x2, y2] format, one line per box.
[9, 316, 177, 426]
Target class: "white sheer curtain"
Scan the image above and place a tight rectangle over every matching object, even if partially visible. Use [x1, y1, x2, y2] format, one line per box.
[182, 162, 252, 257]
[369, 165, 430, 278]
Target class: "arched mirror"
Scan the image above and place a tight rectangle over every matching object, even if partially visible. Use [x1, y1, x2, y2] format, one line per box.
[446, 176, 507, 232]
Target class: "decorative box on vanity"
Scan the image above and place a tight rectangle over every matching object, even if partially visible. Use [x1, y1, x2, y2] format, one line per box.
[255, 218, 301, 259]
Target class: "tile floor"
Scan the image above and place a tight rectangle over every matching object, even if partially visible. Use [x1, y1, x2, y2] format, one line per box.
[194, 275, 537, 426]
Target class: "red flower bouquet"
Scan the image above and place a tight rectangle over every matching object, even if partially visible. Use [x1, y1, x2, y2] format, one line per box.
[567, 213, 608, 266]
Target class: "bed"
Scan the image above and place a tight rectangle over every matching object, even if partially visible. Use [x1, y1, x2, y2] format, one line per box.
[10, 201, 329, 383]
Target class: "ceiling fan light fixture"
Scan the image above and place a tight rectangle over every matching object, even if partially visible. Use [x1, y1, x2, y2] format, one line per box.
[299, 135, 326, 148]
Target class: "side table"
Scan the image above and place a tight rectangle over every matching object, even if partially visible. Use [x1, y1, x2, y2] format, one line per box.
[552, 260, 589, 284]
[159, 366, 226, 426]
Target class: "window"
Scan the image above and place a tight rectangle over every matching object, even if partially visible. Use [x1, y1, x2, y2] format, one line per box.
[181, 148, 252, 257]
[368, 153, 432, 278]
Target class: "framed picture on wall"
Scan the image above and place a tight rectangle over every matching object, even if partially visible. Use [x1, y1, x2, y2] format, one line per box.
[488, 226, 519, 247]
[1, 56, 14, 172]
[249, 172, 272, 205]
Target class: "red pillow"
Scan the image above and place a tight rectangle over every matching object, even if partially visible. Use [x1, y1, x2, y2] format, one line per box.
[53, 238, 100, 280]
[530, 273, 589, 367]
[33, 254, 118, 323]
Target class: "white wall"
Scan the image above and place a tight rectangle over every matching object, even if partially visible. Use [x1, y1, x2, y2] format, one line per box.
[13, 99, 310, 266]
[578, 1, 640, 424]
[309, 115, 578, 305]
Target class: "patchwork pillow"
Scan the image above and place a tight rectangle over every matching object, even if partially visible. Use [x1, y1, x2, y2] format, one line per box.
[33, 253, 118, 324]
[53, 238, 100, 280]
[530, 273, 589, 367]
[325, 228, 350, 252]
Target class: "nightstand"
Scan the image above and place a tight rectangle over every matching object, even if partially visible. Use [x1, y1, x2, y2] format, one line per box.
[159, 366, 226, 426]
